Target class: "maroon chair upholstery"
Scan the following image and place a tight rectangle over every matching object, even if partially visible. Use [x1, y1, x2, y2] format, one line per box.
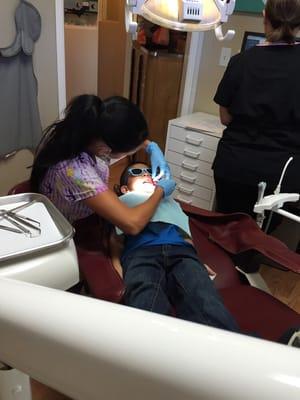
[7, 180, 300, 342]
[76, 247, 125, 303]
[7, 180, 31, 195]
[181, 202, 300, 274]
[72, 213, 126, 302]
[189, 217, 243, 289]
[220, 286, 300, 342]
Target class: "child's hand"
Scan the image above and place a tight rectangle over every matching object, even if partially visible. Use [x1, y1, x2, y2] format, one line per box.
[204, 264, 217, 280]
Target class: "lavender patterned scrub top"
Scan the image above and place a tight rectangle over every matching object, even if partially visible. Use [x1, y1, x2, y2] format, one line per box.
[40, 152, 109, 223]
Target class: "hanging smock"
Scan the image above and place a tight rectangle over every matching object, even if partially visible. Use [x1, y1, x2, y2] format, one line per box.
[0, 0, 42, 158]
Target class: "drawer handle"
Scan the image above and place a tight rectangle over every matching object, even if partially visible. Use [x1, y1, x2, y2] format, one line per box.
[183, 149, 201, 159]
[182, 161, 198, 171]
[184, 126, 205, 133]
[185, 135, 203, 146]
[180, 173, 196, 184]
[176, 196, 192, 205]
[178, 185, 194, 195]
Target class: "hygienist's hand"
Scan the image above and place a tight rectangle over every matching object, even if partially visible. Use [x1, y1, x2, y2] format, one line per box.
[156, 177, 176, 198]
[146, 141, 171, 180]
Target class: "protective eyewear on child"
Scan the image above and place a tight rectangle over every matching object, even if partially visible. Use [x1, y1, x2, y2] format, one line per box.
[128, 167, 152, 176]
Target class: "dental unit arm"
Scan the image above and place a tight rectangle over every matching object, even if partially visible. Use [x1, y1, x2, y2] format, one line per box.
[254, 157, 300, 229]
[214, 0, 236, 40]
[125, 0, 236, 41]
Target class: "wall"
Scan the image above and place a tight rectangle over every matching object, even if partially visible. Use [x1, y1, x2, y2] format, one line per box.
[193, 12, 263, 115]
[0, 0, 60, 195]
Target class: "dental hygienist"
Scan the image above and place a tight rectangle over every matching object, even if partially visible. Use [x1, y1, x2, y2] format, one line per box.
[30, 95, 176, 248]
[213, 0, 300, 221]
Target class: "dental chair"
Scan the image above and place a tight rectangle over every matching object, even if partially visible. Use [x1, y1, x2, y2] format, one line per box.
[7, 181, 300, 343]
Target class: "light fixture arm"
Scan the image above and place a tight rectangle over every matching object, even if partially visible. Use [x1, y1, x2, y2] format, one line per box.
[214, 25, 235, 41]
[215, 0, 236, 23]
[126, 0, 143, 19]
[125, 5, 137, 38]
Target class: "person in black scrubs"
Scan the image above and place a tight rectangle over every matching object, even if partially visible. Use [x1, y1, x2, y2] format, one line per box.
[213, 0, 300, 224]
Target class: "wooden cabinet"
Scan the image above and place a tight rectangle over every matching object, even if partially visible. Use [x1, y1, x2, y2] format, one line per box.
[165, 112, 225, 210]
[130, 43, 184, 159]
[97, 0, 129, 99]
[65, 25, 98, 103]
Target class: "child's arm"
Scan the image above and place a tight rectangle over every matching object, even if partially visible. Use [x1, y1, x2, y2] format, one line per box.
[109, 233, 124, 278]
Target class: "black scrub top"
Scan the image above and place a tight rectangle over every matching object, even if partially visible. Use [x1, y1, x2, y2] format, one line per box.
[213, 44, 300, 192]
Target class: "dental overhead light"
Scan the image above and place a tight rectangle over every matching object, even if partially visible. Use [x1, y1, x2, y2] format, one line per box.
[125, 0, 236, 41]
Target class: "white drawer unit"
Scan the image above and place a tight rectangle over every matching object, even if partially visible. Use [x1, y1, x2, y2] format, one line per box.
[174, 190, 211, 210]
[170, 125, 220, 151]
[170, 163, 214, 192]
[175, 179, 212, 201]
[165, 112, 224, 211]
[166, 150, 214, 177]
[168, 138, 216, 163]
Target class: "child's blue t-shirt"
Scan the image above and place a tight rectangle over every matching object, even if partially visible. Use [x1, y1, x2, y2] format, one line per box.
[122, 222, 192, 258]
[117, 192, 192, 257]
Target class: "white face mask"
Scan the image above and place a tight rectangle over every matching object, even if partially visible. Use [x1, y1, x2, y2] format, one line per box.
[89, 141, 112, 157]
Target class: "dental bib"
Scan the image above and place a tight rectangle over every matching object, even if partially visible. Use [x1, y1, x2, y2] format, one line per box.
[116, 192, 191, 236]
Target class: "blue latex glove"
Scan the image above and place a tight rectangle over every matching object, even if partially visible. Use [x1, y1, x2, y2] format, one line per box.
[156, 177, 176, 198]
[146, 141, 171, 180]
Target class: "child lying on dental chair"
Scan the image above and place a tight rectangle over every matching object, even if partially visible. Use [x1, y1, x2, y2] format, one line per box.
[113, 162, 240, 333]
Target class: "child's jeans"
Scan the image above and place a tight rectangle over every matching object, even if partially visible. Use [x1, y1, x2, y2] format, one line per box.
[121, 245, 239, 332]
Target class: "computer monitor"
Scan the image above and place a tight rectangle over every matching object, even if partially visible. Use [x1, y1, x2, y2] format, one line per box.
[241, 31, 266, 52]
[241, 31, 300, 52]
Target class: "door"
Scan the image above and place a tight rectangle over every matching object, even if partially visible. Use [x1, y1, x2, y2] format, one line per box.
[130, 42, 184, 153]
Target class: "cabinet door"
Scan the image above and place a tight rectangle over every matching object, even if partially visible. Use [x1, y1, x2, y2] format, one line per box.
[131, 48, 184, 163]
[65, 26, 98, 103]
[143, 53, 184, 152]
[98, 0, 130, 98]
[130, 44, 149, 109]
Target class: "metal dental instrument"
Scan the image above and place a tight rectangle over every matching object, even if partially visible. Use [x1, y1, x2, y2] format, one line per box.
[2, 214, 32, 236]
[0, 224, 24, 234]
[0, 200, 39, 220]
[0, 200, 41, 237]
[6, 212, 41, 234]
[0, 200, 38, 217]
[12, 213, 41, 226]
[0, 209, 40, 225]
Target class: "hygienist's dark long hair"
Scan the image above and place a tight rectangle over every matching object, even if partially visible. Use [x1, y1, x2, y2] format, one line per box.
[30, 94, 148, 191]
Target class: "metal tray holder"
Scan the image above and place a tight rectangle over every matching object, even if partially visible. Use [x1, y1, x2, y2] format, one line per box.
[0, 193, 75, 263]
